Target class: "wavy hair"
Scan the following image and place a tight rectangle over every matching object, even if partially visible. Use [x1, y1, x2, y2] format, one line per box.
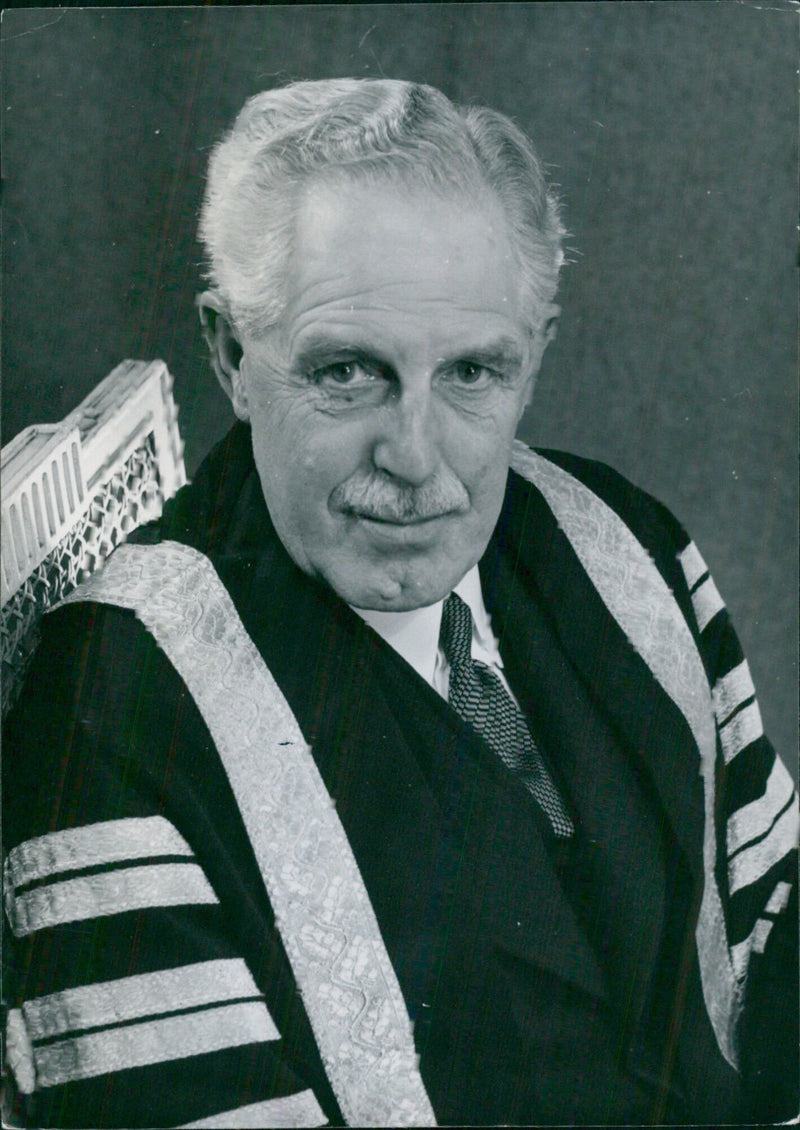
[199, 79, 565, 337]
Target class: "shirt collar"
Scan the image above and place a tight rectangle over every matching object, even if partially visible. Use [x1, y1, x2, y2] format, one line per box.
[351, 565, 499, 686]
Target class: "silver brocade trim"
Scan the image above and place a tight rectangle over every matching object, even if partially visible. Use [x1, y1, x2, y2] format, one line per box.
[690, 575, 726, 633]
[24, 958, 270, 1042]
[180, 1089, 328, 1128]
[712, 659, 756, 725]
[718, 700, 764, 765]
[6, 1009, 36, 1095]
[677, 541, 708, 591]
[764, 880, 793, 916]
[8, 862, 218, 938]
[729, 875, 793, 983]
[729, 919, 774, 981]
[728, 804, 800, 897]
[510, 442, 742, 1070]
[61, 542, 436, 1128]
[6, 815, 193, 888]
[34, 1001, 276, 1089]
[726, 758, 796, 860]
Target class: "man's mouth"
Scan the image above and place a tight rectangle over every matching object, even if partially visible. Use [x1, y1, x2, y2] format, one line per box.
[353, 511, 445, 526]
[345, 508, 453, 527]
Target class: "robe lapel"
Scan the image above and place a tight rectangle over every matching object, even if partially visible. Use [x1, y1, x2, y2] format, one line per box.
[311, 608, 610, 1008]
[483, 469, 706, 893]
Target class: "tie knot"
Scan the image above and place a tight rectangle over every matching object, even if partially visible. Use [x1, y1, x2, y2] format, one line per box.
[439, 592, 474, 670]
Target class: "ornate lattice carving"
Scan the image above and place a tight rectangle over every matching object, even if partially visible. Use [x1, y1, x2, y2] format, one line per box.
[1, 436, 163, 717]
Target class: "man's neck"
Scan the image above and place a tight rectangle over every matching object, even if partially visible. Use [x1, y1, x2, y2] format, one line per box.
[350, 565, 505, 694]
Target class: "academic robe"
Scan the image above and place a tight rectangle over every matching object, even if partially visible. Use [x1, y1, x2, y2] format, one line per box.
[3, 422, 797, 1127]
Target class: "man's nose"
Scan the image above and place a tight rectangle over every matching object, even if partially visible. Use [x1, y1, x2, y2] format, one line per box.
[372, 389, 440, 486]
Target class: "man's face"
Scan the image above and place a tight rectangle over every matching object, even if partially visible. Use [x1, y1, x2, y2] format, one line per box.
[232, 179, 554, 611]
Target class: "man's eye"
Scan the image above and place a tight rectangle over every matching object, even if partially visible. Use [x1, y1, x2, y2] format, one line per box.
[449, 361, 496, 386]
[309, 360, 381, 389]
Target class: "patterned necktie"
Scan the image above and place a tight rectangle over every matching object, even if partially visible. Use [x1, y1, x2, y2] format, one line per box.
[440, 592, 574, 838]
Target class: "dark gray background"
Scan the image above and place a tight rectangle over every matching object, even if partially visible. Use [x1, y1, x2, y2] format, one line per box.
[2, 3, 797, 773]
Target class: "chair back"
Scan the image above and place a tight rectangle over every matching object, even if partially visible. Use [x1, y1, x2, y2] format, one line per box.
[1, 359, 186, 717]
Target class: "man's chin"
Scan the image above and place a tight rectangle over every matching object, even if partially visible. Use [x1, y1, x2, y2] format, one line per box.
[352, 591, 442, 613]
[319, 555, 465, 613]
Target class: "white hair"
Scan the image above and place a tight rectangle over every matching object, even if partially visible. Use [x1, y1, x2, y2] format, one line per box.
[199, 78, 566, 338]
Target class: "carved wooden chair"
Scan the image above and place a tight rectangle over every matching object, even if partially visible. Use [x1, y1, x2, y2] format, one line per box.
[1, 360, 186, 718]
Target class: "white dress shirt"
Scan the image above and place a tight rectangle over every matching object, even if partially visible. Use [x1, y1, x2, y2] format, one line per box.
[351, 565, 516, 702]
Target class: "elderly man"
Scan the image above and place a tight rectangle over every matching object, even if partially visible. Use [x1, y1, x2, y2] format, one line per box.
[3, 80, 797, 1127]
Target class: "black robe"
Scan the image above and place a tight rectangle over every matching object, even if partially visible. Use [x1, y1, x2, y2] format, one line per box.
[4, 423, 796, 1126]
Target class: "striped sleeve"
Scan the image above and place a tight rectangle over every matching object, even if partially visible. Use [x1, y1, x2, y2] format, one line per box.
[677, 539, 798, 1110]
[2, 603, 330, 1128]
[3, 814, 327, 1128]
[678, 541, 798, 930]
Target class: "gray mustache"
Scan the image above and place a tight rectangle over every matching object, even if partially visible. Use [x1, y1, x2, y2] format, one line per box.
[331, 470, 470, 522]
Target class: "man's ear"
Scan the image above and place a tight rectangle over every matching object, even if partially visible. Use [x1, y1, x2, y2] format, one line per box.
[538, 303, 561, 352]
[518, 303, 562, 418]
[196, 291, 249, 421]
[521, 304, 562, 406]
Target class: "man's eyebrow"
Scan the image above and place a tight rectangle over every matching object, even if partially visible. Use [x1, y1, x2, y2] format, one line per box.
[292, 334, 526, 373]
[451, 339, 526, 371]
[291, 336, 387, 372]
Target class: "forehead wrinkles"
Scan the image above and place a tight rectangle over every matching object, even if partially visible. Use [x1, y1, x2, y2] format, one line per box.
[283, 297, 529, 374]
[281, 265, 527, 370]
[283, 250, 522, 322]
[286, 283, 523, 331]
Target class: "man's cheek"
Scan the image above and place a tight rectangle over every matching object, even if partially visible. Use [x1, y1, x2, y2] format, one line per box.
[458, 455, 505, 508]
